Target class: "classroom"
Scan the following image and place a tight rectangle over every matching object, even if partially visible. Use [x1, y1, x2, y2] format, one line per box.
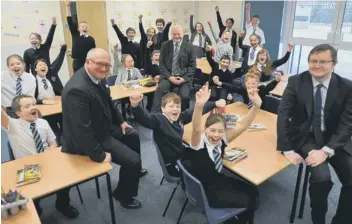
[1, 1, 352, 224]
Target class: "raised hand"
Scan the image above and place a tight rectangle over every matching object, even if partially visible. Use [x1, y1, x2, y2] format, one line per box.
[146, 41, 153, 48]
[64, 0, 70, 6]
[60, 42, 67, 47]
[52, 17, 57, 25]
[246, 3, 251, 10]
[138, 14, 143, 21]
[205, 43, 212, 52]
[212, 76, 222, 86]
[110, 18, 115, 25]
[240, 32, 245, 37]
[215, 6, 219, 12]
[207, 21, 212, 27]
[195, 82, 211, 106]
[247, 88, 262, 108]
[129, 93, 144, 107]
[288, 43, 293, 52]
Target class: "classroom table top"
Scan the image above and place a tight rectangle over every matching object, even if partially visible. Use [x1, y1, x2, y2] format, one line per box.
[1, 198, 41, 224]
[1, 148, 112, 200]
[182, 102, 290, 185]
[196, 58, 242, 75]
[270, 75, 289, 97]
[36, 84, 157, 117]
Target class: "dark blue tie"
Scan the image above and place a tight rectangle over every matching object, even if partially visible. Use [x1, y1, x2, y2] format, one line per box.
[16, 77, 22, 96]
[213, 146, 223, 173]
[42, 79, 48, 90]
[313, 84, 324, 148]
[30, 123, 45, 153]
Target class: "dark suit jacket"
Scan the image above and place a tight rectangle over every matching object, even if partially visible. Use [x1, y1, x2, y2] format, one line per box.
[277, 71, 352, 155]
[159, 40, 196, 83]
[61, 67, 125, 162]
[216, 11, 237, 55]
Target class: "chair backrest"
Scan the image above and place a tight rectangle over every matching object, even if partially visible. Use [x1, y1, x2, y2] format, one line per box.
[107, 75, 118, 86]
[153, 141, 180, 183]
[176, 160, 211, 211]
[264, 95, 281, 114]
[7, 142, 15, 161]
[139, 68, 145, 76]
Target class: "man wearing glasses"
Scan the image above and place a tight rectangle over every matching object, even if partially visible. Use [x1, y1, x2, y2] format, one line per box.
[61, 48, 145, 209]
[277, 44, 352, 224]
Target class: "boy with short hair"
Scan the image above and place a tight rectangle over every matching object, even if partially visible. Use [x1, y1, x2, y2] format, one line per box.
[154, 18, 172, 50]
[1, 95, 78, 219]
[130, 92, 225, 177]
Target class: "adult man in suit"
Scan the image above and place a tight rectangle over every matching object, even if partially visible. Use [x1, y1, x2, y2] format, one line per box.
[61, 48, 147, 209]
[151, 25, 196, 112]
[277, 44, 352, 224]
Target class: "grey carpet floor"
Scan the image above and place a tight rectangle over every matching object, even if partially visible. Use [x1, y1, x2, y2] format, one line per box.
[38, 124, 341, 224]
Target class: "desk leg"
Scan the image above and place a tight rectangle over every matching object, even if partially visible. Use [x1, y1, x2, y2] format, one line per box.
[290, 163, 303, 224]
[95, 177, 101, 199]
[106, 173, 116, 224]
[298, 166, 310, 219]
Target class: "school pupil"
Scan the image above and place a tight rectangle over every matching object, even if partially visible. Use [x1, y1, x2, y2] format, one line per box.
[139, 14, 157, 67]
[251, 44, 293, 82]
[65, 0, 96, 72]
[144, 46, 161, 112]
[189, 14, 212, 58]
[205, 46, 233, 101]
[243, 3, 266, 46]
[1, 95, 78, 219]
[214, 70, 281, 109]
[1, 55, 36, 118]
[154, 18, 172, 50]
[130, 92, 226, 177]
[23, 17, 57, 75]
[111, 18, 142, 69]
[215, 5, 237, 57]
[114, 54, 143, 85]
[183, 83, 260, 223]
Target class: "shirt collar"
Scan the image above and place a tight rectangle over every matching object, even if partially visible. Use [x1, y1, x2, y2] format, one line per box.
[10, 72, 24, 80]
[311, 75, 331, 89]
[32, 45, 40, 50]
[174, 41, 182, 47]
[36, 75, 47, 81]
[80, 33, 89, 38]
[218, 65, 227, 72]
[19, 118, 37, 129]
[201, 133, 222, 152]
[85, 67, 100, 84]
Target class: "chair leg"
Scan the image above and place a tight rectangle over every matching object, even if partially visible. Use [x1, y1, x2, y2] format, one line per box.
[176, 198, 188, 224]
[159, 177, 165, 185]
[76, 185, 84, 204]
[298, 166, 310, 219]
[289, 163, 303, 224]
[162, 182, 180, 217]
[95, 177, 101, 199]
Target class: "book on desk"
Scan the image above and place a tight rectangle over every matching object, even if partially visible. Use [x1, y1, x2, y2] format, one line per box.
[16, 164, 41, 187]
[224, 148, 248, 162]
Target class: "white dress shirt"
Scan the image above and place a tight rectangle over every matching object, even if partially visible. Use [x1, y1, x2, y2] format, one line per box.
[190, 133, 229, 162]
[1, 71, 36, 107]
[192, 33, 206, 48]
[6, 117, 56, 159]
[247, 46, 262, 66]
[243, 24, 266, 46]
[36, 76, 55, 100]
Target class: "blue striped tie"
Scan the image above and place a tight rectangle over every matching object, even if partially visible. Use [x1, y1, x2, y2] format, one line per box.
[30, 123, 44, 153]
[16, 77, 22, 96]
[248, 100, 253, 109]
[213, 146, 223, 173]
[127, 70, 131, 81]
[250, 48, 256, 60]
[172, 43, 180, 75]
[42, 79, 48, 90]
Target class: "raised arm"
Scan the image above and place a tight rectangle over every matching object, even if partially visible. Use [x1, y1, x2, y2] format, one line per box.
[226, 88, 262, 141]
[245, 3, 251, 25]
[130, 93, 158, 130]
[161, 21, 172, 43]
[207, 21, 219, 42]
[238, 33, 250, 51]
[272, 44, 293, 69]
[42, 17, 57, 49]
[65, 88, 106, 162]
[215, 6, 225, 31]
[206, 50, 218, 72]
[191, 83, 211, 148]
[189, 14, 195, 34]
[139, 15, 147, 42]
[144, 44, 153, 75]
[51, 43, 67, 74]
[23, 51, 31, 73]
[1, 108, 9, 130]
[111, 19, 128, 44]
[65, 0, 78, 36]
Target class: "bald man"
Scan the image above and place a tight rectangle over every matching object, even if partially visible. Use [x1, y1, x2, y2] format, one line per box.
[61, 48, 144, 209]
[151, 25, 196, 112]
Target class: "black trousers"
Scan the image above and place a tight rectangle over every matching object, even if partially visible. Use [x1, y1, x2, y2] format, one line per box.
[210, 86, 228, 101]
[72, 59, 84, 72]
[146, 92, 154, 112]
[151, 79, 191, 113]
[34, 187, 71, 210]
[298, 135, 352, 224]
[101, 126, 141, 199]
[45, 113, 63, 133]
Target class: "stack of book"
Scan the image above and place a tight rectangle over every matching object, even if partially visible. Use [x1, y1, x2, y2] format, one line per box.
[16, 164, 41, 187]
[224, 148, 248, 162]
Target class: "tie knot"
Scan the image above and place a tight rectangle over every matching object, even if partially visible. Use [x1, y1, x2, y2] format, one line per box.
[317, 84, 324, 90]
[17, 77, 22, 82]
[30, 123, 36, 129]
[42, 79, 46, 83]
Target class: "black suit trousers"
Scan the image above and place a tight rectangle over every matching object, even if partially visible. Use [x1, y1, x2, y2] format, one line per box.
[101, 126, 141, 199]
[298, 134, 352, 224]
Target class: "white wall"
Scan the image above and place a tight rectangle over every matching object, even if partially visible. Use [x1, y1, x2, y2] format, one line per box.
[1, 0, 70, 84]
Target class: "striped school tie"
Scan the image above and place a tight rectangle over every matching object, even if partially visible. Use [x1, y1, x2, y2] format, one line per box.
[16, 77, 22, 96]
[42, 79, 48, 90]
[127, 70, 131, 81]
[250, 48, 256, 60]
[213, 146, 223, 173]
[253, 28, 257, 34]
[172, 43, 180, 75]
[199, 33, 202, 47]
[30, 123, 45, 153]
[248, 100, 253, 109]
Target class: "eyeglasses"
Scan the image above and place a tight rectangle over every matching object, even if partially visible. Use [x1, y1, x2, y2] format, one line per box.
[89, 59, 112, 69]
[308, 60, 334, 65]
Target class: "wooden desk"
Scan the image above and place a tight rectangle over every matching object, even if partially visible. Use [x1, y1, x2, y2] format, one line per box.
[37, 85, 157, 117]
[270, 75, 289, 97]
[2, 199, 41, 224]
[1, 148, 116, 224]
[196, 58, 242, 75]
[183, 102, 290, 185]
